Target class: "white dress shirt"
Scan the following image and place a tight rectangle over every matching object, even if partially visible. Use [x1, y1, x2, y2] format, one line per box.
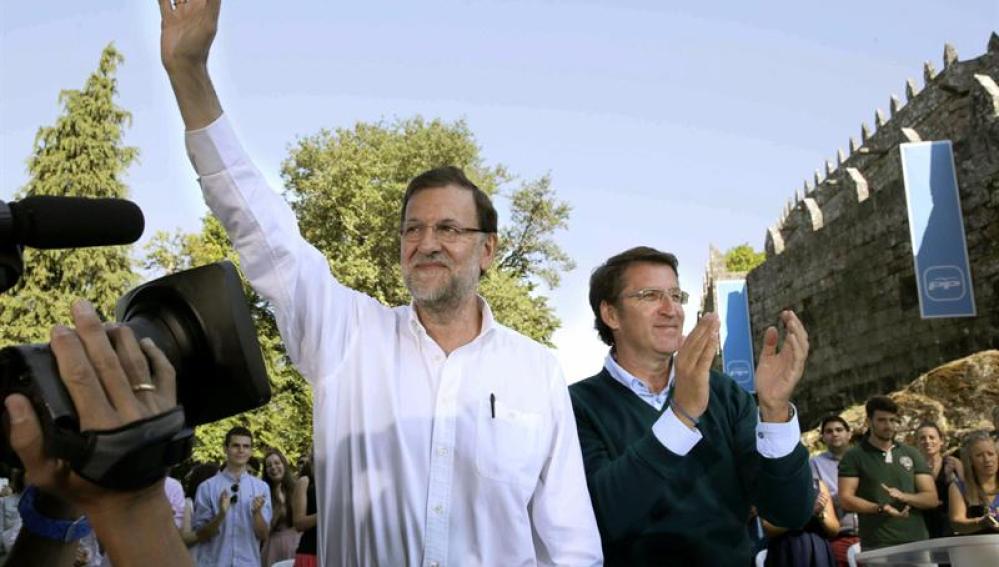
[185, 115, 602, 567]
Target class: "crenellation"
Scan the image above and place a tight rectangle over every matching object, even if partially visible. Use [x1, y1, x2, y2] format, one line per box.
[923, 61, 937, 84]
[875, 108, 887, 128]
[890, 94, 902, 116]
[973, 73, 999, 114]
[906, 78, 919, 101]
[765, 225, 784, 257]
[733, 36, 999, 423]
[843, 167, 870, 203]
[989, 32, 999, 53]
[901, 127, 921, 143]
[802, 198, 823, 231]
[943, 43, 958, 69]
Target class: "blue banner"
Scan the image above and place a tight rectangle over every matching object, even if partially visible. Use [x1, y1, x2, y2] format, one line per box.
[900, 141, 976, 319]
[715, 279, 755, 393]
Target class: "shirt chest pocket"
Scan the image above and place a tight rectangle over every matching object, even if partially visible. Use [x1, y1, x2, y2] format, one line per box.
[475, 397, 543, 487]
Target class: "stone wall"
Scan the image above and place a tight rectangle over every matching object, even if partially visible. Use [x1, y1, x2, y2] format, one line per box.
[718, 36, 999, 426]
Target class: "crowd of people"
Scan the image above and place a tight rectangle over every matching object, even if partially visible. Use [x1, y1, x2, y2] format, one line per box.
[751, 399, 999, 567]
[0, 1, 994, 566]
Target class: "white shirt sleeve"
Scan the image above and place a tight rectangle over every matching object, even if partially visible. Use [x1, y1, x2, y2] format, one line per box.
[528, 361, 603, 566]
[755, 405, 802, 459]
[184, 114, 358, 383]
[651, 407, 703, 456]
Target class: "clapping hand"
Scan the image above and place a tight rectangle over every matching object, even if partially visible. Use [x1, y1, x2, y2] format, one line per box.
[754, 311, 809, 422]
[883, 504, 910, 518]
[252, 495, 266, 514]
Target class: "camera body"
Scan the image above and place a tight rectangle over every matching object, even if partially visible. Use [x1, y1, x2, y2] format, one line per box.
[0, 261, 271, 489]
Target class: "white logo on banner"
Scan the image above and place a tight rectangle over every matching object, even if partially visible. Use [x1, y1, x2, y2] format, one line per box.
[725, 360, 752, 382]
[923, 265, 966, 302]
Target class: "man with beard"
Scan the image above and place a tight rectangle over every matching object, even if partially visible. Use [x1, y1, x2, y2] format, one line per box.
[156, 1, 600, 565]
[838, 396, 938, 550]
[570, 246, 814, 565]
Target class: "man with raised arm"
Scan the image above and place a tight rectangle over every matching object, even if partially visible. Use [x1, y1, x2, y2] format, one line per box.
[157, 1, 601, 565]
[570, 246, 815, 565]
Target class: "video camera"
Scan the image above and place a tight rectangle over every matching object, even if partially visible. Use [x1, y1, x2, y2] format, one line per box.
[0, 197, 271, 490]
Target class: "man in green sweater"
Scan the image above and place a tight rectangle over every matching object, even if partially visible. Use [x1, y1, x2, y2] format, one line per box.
[570, 246, 815, 565]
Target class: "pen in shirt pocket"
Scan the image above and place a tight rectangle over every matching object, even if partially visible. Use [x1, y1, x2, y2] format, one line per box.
[490, 393, 496, 419]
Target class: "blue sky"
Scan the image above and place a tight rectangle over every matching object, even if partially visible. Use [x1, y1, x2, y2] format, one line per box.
[2, 1, 996, 381]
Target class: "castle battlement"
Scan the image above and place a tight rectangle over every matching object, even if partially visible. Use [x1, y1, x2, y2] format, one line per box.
[766, 34, 999, 260]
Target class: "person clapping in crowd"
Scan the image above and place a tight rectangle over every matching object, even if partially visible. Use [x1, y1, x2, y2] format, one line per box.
[915, 422, 962, 538]
[291, 453, 317, 567]
[948, 430, 999, 535]
[261, 449, 301, 566]
[838, 396, 939, 550]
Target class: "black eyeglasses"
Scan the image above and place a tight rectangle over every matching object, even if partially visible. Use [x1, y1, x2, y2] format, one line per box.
[400, 222, 490, 244]
[230, 482, 239, 504]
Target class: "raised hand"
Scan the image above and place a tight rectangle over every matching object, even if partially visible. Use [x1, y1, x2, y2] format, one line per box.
[671, 313, 720, 428]
[158, 0, 221, 71]
[252, 494, 266, 513]
[218, 489, 231, 514]
[157, 0, 224, 129]
[754, 310, 809, 422]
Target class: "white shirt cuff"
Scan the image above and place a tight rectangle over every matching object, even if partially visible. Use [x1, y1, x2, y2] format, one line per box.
[755, 405, 801, 458]
[652, 407, 703, 456]
[184, 113, 244, 176]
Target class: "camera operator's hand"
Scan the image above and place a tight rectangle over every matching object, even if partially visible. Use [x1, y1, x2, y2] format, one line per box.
[4, 300, 191, 567]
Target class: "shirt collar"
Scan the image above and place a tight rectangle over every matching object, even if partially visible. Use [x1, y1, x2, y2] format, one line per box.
[603, 351, 675, 397]
[407, 295, 496, 341]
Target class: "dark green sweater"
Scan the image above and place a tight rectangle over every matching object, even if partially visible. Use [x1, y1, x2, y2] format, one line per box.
[570, 369, 814, 566]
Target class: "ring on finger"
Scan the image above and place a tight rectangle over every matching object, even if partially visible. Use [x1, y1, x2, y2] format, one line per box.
[131, 383, 157, 393]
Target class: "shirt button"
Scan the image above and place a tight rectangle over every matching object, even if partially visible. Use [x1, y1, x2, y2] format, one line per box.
[437, 447, 448, 457]
[758, 432, 765, 439]
[433, 504, 444, 515]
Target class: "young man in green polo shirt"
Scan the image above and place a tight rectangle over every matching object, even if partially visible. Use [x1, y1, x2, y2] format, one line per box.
[838, 396, 939, 550]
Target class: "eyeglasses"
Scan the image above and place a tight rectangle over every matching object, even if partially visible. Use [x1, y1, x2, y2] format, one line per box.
[230, 482, 239, 504]
[400, 222, 490, 244]
[620, 287, 689, 306]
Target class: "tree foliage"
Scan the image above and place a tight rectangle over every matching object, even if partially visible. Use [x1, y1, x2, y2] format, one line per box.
[0, 44, 138, 345]
[145, 115, 574, 464]
[723, 243, 766, 273]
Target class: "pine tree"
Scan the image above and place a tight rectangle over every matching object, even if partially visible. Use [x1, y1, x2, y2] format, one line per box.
[0, 44, 139, 345]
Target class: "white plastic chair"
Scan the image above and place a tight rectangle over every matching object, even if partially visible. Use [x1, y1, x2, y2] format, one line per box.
[847, 541, 861, 567]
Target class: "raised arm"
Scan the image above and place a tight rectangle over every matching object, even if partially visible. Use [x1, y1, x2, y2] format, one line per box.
[158, 0, 223, 130]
